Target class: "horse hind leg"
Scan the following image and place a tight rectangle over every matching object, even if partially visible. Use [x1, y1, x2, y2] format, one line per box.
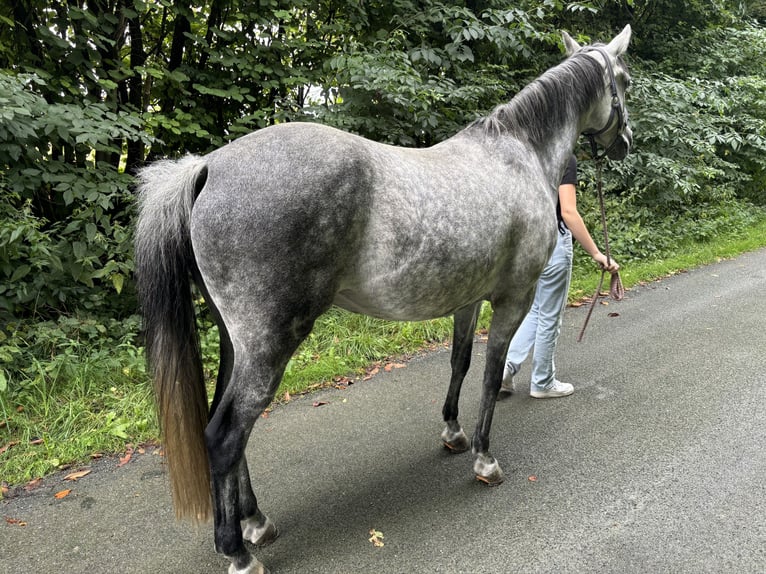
[440, 302, 481, 453]
[197, 284, 279, 551]
[206, 325, 313, 574]
[237, 459, 278, 547]
[471, 295, 535, 486]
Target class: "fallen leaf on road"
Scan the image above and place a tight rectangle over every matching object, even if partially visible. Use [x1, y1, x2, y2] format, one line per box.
[384, 362, 406, 372]
[24, 478, 42, 492]
[4, 517, 27, 526]
[117, 447, 133, 467]
[528, 475, 538, 482]
[363, 366, 380, 381]
[283, 391, 291, 402]
[64, 469, 92, 482]
[54, 489, 71, 499]
[607, 312, 620, 318]
[368, 529, 385, 548]
[312, 401, 328, 408]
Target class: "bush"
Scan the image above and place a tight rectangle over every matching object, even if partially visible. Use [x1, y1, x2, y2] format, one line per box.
[0, 72, 152, 319]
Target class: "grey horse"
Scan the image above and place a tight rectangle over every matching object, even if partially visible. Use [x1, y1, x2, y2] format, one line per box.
[134, 26, 632, 574]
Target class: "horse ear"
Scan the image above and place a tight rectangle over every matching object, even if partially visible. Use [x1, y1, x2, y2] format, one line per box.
[562, 31, 581, 56]
[606, 24, 632, 57]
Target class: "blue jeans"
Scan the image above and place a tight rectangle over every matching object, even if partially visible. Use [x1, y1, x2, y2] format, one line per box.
[505, 229, 573, 392]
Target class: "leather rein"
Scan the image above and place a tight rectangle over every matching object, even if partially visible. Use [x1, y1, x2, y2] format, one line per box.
[577, 47, 627, 342]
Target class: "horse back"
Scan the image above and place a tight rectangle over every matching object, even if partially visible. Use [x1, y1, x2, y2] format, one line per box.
[190, 122, 556, 323]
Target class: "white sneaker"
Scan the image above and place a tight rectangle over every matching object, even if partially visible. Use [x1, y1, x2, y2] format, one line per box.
[530, 380, 574, 399]
[500, 366, 516, 394]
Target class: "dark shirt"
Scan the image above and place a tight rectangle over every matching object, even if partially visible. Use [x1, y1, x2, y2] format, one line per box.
[561, 154, 577, 186]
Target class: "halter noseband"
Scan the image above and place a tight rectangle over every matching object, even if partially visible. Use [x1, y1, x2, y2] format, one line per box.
[580, 46, 627, 160]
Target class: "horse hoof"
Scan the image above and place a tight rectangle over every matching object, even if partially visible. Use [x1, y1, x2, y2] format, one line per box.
[242, 515, 279, 547]
[228, 555, 269, 574]
[441, 425, 470, 453]
[473, 453, 504, 486]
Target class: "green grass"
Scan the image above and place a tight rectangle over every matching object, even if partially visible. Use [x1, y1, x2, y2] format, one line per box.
[569, 215, 766, 300]
[2, 216, 766, 491]
[0, 318, 157, 489]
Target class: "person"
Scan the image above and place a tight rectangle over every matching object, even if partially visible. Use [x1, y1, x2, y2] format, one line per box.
[502, 154, 619, 398]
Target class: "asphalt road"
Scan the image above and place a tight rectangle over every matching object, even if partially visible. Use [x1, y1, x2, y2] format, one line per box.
[2, 249, 765, 574]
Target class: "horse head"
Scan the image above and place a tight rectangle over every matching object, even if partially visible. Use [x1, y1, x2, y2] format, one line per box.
[564, 25, 633, 161]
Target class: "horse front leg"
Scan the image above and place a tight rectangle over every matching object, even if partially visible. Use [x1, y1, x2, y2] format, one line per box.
[471, 298, 534, 485]
[440, 302, 481, 453]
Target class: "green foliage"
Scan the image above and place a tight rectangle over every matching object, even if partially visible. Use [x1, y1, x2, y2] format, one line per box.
[281, 308, 455, 394]
[0, 315, 154, 485]
[0, 72, 151, 318]
[317, 1, 562, 145]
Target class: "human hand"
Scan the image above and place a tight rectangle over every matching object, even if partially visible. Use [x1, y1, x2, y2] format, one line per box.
[593, 252, 619, 273]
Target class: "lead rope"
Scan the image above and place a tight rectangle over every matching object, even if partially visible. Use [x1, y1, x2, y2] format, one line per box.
[577, 140, 624, 342]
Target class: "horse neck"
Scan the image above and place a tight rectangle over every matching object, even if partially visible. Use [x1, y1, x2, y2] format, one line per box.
[485, 55, 605, 184]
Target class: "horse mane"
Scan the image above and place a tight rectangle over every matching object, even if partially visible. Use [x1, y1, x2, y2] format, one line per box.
[470, 48, 614, 143]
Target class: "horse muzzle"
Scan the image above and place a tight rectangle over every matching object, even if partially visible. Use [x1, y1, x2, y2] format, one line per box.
[606, 128, 632, 161]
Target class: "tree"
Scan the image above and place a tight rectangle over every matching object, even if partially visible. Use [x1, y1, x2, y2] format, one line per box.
[0, 0, 764, 322]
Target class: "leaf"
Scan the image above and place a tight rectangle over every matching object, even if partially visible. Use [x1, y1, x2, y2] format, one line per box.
[85, 222, 97, 241]
[528, 475, 538, 482]
[367, 366, 380, 379]
[384, 362, 406, 372]
[607, 312, 620, 317]
[368, 529, 385, 547]
[312, 401, 328, 407]
[54, 489, 72, 499]
[117, 447, 133, 467]
[4, 517, 27, 526]
[111, 273, 124, 294]
[10, 265, 31, 282]
[64, 469, 92, 481]
[0, 441, 20, 455]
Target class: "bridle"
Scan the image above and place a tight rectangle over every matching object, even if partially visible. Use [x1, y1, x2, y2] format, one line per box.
[580, 46, 628, 161]
[576, 46, 628, 342]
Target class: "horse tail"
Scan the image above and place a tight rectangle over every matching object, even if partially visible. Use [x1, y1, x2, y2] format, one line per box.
[134, 155, 212, 522]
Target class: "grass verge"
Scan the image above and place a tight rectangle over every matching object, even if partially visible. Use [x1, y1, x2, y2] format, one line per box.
[569, 215, 766, 299]
[2, 216, 765, 492]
